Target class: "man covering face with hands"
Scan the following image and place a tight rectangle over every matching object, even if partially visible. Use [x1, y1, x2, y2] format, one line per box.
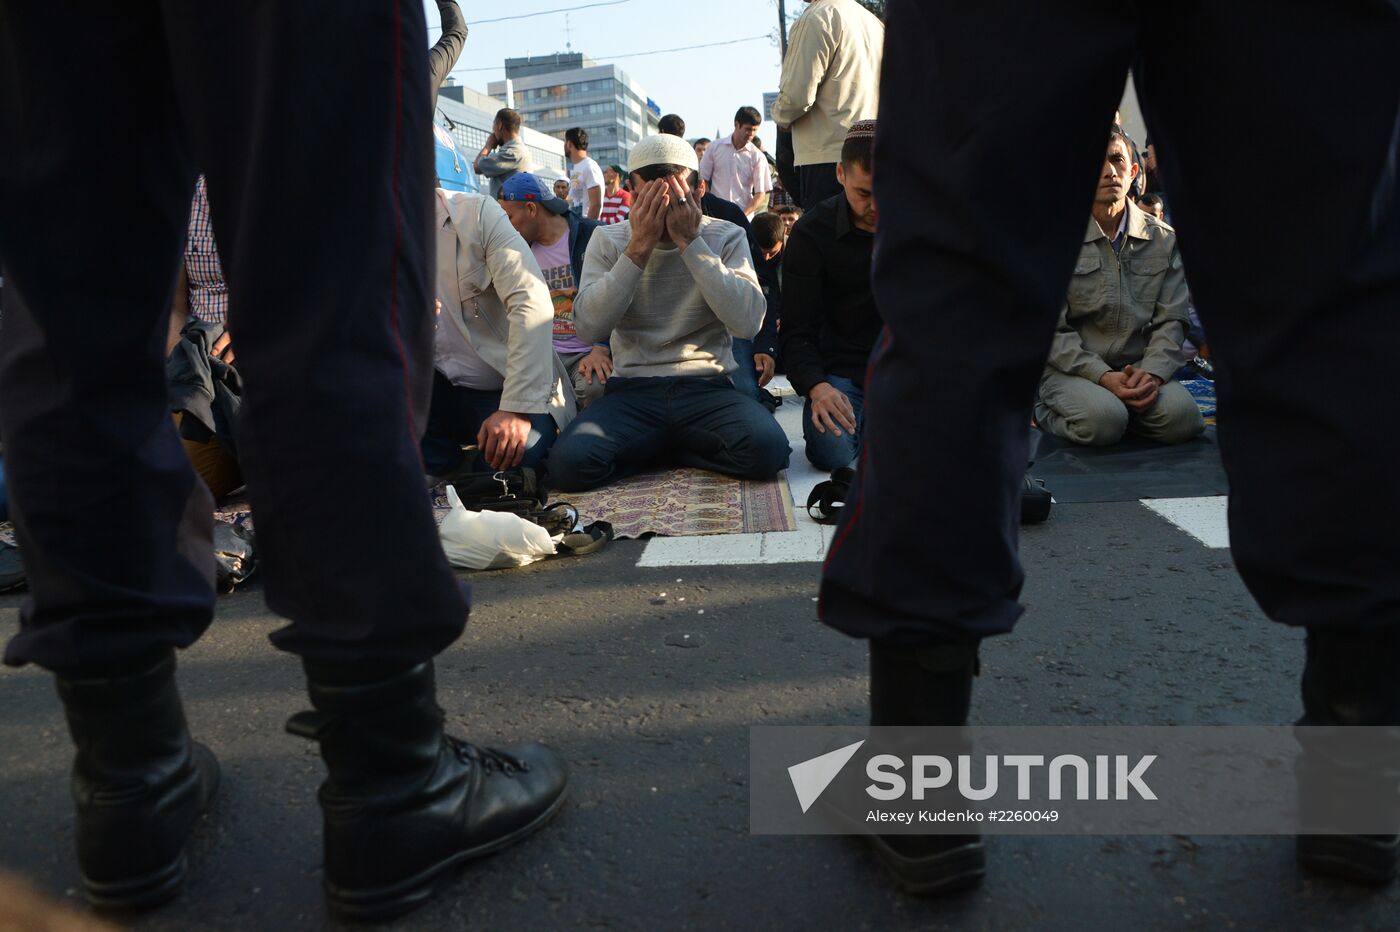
[548, 134, 791, 491]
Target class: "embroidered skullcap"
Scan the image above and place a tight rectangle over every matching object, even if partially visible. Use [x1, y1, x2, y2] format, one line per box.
[627, 134, 699, 173]
[845, 119, 877, 143]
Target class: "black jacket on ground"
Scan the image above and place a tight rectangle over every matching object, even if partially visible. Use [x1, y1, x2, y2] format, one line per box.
[166, 318, 241, 457]
[778, 192, 880, 396]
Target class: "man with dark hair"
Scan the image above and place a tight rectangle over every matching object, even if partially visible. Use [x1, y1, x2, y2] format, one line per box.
[1034, 132, 1203, 448]
[780, 120, 881, 471]
[776, 204, 803, 239]
[1138, 193, 1165, 221]
[497, 172, 612, 410]
[693, 137, 711, 163]
[473, 107, 532, 198]
[549, 134, 790, 491]
[773, 0, 884, 208]
[564, 126, 603, 220]
[699, 106, 772, 218]
[1144, 140, 1166, 196]
[730, 212, 785, 402]
[658, 113, 686, 137]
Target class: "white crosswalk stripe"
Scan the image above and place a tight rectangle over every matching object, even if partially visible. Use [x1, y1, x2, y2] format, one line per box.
[638, 380, 1233, 566]
[637, 376, 836, 567]
[1140, 496, 1231, 549]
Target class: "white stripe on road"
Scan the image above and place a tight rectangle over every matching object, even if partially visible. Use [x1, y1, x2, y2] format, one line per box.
[637, 376, 837, 567]
[1140, 496, 1231, 549]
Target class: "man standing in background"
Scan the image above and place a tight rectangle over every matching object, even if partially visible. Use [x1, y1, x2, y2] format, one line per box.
[699, 106, 773, 218]
[565, 127, 604, 220]
[772, 0, 884, 208]
[474, 108, 532, 198]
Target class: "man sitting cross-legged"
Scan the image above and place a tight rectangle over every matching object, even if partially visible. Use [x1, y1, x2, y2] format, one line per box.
[424, 188, 576, 483]
[549, 134, 792, 491]
[1034, 130, 1204, 447]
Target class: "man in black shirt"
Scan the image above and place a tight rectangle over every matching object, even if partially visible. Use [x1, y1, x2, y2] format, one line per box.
[780, 120, 882, 471]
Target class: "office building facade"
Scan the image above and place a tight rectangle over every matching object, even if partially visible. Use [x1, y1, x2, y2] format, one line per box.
[489, 56, 661, 172]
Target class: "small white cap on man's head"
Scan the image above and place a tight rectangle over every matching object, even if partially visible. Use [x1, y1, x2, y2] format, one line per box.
[627, 134, 700, 174]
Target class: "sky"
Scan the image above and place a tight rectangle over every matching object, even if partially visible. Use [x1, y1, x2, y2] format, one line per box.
[424, 0, 798, 151]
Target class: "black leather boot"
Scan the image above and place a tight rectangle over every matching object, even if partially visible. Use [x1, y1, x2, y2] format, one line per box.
[865, 639, 986, 896]
[54, 649, 220, 910]
[290, 659, 569, 921]
[1295, 626, 1400, 884]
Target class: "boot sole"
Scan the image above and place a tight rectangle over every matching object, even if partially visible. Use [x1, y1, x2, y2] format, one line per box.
[814, 768, 986, 898]
[867, 835, 987, 897]
[325, 784, 569, 921]
[84, 854, 189, 912]
[82, 743, 221, 912]
[1298, 835, 1399, 885]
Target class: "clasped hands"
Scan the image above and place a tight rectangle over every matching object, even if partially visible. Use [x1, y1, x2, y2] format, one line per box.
[1099, 364, 1162, 412]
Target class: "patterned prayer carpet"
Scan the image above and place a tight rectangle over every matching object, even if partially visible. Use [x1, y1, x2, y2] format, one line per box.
[1180, 377, 1217, 426]
[548, 467, 798, 539]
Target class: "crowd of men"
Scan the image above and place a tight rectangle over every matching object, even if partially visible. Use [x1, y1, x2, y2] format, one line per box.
[4, 0, 1390, 923]
[126, 55, 1207, 513]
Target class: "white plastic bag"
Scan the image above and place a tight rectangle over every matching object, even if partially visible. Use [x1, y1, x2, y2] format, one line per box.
[439, 485, 557, 570]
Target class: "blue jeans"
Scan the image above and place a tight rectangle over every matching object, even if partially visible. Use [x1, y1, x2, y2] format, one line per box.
[420, 370, 556, 477]
[803, 373, 865, 471]
[0, 459, 8, 522]
[549, 375, 792, 491]
[729, 338, 762, 402]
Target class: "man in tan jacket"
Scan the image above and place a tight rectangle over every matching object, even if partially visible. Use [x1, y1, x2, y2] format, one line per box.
[772, 0, 884, 208]
[1035, 132, 1204, 447]
[426, 189, 576, 482]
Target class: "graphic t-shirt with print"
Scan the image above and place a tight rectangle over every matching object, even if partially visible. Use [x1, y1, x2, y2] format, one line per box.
[532, 234, 592, 354]
[569, 156, 605, 213]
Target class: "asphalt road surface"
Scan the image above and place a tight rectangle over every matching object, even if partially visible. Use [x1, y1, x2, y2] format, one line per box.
[2, 397, 1397, 930]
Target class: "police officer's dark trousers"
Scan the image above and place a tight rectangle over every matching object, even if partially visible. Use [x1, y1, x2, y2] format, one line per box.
[0, 0, 468, 674]
[0, 2, 576, 917]
[820, 0, 1400, 889]
[821, 0, 1400, 651]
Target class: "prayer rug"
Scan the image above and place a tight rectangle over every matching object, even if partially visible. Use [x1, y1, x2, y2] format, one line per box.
[547, 468, 798, 539]
[1180, 377, 1217, 426]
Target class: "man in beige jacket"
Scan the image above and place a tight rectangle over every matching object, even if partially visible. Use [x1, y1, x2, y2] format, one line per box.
[1035, 132, 1204, 446]
[425, 189, 576, 482]
[772, 0, 884, 208]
